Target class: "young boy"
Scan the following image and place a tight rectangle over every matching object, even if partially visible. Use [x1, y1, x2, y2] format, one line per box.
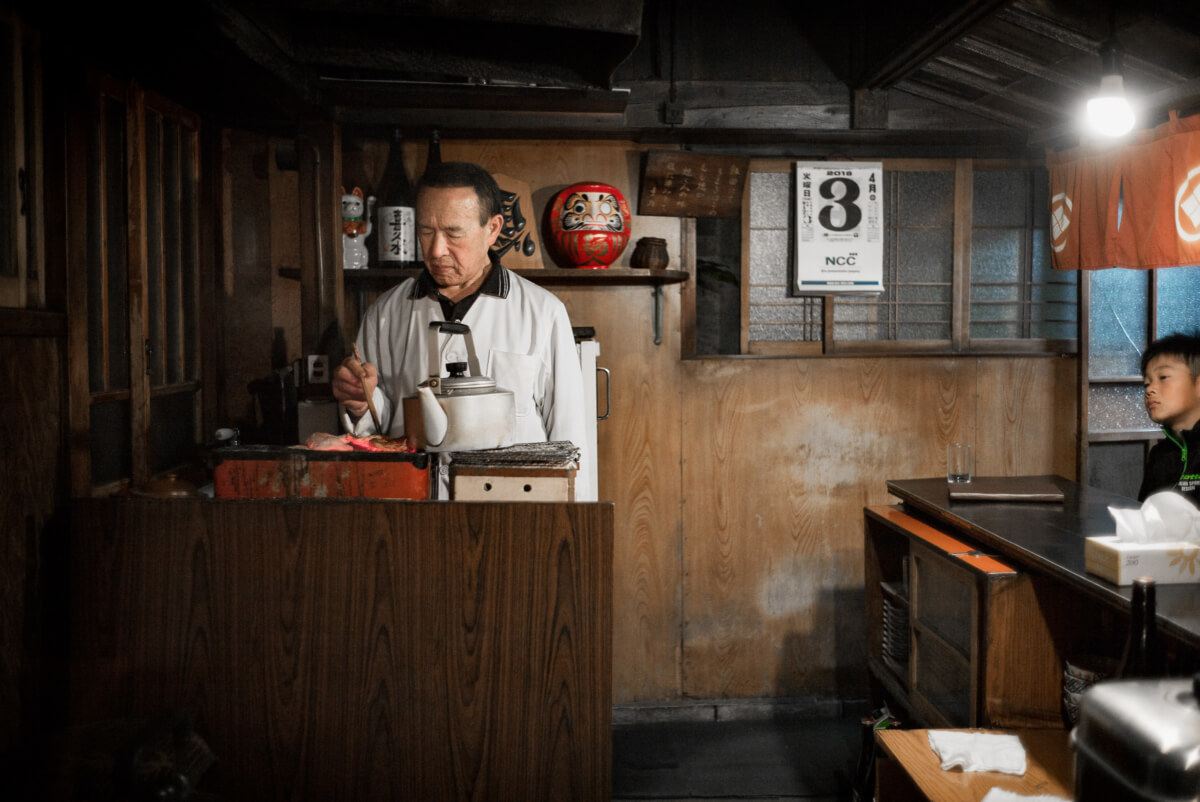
[1139, 331, 1200, 507]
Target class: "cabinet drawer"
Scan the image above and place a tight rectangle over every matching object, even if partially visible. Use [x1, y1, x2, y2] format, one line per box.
[911, 544, 974, 658]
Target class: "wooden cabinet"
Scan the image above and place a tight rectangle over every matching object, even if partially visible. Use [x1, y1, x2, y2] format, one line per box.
[68, 499, 614, 802]
[865, 505, 1065, 728]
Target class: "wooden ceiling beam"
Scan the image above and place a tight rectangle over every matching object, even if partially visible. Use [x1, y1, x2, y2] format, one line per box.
[896, 81, 1036, 130]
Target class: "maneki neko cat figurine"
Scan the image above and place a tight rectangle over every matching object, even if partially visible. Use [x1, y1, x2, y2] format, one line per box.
[341, 187, 375, 270]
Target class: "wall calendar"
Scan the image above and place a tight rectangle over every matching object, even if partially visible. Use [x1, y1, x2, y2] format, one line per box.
[793, 161, 884, 294]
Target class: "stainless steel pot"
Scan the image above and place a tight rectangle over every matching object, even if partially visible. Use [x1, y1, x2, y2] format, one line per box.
[1073, 676, 1200, 801]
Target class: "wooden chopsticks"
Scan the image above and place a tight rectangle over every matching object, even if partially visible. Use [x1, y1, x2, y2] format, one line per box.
[352, 344, 383, 432]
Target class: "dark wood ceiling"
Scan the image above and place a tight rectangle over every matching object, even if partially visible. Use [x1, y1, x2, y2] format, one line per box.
[39, 0, 1200, 155]
[865, 0, 1200, 147]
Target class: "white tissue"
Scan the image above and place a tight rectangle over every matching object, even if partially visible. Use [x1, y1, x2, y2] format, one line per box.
[926, 730, 1027, 775]
[1109, 491, 1200, 543]
[981, 790, 1069, 802]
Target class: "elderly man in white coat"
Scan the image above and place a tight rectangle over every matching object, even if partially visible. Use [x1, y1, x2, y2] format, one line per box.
[332, 161, 591, 499]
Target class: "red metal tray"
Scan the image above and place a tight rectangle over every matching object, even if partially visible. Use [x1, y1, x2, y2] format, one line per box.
[212, 445, 430, 500]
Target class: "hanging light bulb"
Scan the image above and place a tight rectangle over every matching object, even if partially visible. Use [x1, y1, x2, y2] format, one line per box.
[1086, 40, 1135, 137]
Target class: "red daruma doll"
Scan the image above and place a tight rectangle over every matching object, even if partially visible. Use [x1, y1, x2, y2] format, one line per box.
[548, 182, 632, 268]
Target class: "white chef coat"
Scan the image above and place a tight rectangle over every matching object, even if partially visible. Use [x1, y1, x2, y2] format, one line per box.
[341, 265, 593, 500]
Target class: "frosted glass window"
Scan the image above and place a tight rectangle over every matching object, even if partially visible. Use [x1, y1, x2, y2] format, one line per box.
[898, 171, 953, 227]
[747, 171, 823, 343]
[1089, 268, 1149, 378]
[969, 169, 1073, 341]
[1089, 384, 1155, 433]
[834, 171, 951, 342]
[1157, 266, 1200, 338]
[749, 172, 791, 228]
[743, 163, 1074, 349]
[974, 170, 1027, 226]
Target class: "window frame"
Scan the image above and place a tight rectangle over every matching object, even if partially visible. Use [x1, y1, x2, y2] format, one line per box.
[733, 157, 1077, 358]
[66, 72, 203, 497]
[0, 10, 43, 310]
[1079, 265, 1200, 486]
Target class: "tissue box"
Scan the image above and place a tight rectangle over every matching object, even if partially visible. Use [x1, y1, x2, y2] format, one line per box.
[1085, 535, 1200, 585]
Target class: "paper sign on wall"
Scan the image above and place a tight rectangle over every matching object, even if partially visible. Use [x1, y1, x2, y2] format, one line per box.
[793, 162, 883, 294]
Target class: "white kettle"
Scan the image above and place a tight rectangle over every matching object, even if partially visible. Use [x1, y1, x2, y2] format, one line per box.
[417, 321, 515, 452]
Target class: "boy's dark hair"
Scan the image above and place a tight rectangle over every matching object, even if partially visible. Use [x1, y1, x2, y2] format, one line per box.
[1141, 330, 1200, 377]
[416, 162, 502, 224]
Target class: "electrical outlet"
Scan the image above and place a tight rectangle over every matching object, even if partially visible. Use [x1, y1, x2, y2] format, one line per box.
[307, 354, 329, 384]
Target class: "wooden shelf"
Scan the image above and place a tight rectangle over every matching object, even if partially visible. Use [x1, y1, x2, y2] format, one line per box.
[337, 266, 689, 289]
[279, 265, 689, 345]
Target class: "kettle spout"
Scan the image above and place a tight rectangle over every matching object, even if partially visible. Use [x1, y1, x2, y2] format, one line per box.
[418, 386, 448, 447]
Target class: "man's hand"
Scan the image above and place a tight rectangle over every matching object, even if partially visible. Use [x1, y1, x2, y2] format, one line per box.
[332, 356, 378, 420]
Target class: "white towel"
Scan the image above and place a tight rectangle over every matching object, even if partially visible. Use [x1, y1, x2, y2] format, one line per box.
[981, 789, 1070, 802]
[927, 730, 1027, 775]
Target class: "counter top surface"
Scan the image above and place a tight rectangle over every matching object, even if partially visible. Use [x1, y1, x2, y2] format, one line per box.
[886, 475, 1200, 648]
[875, 728, 1073, 802]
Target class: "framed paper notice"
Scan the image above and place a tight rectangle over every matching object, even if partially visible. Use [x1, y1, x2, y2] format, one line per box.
[793, 162, 883, 294]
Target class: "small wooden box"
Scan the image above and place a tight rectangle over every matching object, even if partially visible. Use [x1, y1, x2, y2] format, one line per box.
[451, 465, 576, 501]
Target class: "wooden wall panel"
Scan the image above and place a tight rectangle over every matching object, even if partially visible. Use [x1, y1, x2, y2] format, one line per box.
[69, 499, 612, 802]
[0, 331, 64, 750]
[557, 285, 685, 703]
[267, 138, 302, 370]
[679, 357, 1073, 700]
[249, 135, 1080, 709]
[221, 130, 276, 429]
[976, 356, 1078, 478]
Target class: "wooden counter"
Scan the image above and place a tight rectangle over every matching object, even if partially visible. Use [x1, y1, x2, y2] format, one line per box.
[886, 476, 1200, 647]
[866, 476, 1200, 729]
[67, 499, 613, 802]
[874, 728, 1073, 802]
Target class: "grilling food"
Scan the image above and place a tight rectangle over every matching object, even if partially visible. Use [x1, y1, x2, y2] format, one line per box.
[304, 432, 415, 453]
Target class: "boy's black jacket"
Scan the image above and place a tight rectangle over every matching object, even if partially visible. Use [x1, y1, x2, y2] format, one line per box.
[1139, 424, 1200, 508]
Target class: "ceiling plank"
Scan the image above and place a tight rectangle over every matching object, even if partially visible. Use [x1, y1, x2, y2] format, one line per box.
[859, 0, 1012, 88]
[996, 5, 1188, 84]
[203, 0, 322, 109]
[920, 59, 1060, 117]
[956, 35, 1087, 90]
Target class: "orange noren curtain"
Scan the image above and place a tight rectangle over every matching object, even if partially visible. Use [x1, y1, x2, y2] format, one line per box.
[1046, 111, 1200, 270]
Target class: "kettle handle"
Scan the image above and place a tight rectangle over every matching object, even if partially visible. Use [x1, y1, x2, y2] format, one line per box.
[426, 320, 482, 381]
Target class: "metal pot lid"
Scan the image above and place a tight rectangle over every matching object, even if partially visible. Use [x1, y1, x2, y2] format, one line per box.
[437, 375, 498, 394]
[430, 361, 501, 394]
[1075, 677, 1200, 797]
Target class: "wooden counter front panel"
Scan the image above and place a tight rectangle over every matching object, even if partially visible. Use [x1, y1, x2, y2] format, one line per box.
[865, 505, 1067, 729]
[68, 499, 613, 802]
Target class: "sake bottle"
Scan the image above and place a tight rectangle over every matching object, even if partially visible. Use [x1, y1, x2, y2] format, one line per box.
[376, 127, 416, 266]
[1117, 576, 1163, 678]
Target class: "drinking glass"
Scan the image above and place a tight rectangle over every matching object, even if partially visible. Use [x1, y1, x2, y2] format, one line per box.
[947, 443, 972, 484]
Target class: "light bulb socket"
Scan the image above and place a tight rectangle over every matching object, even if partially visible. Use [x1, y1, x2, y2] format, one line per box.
[1096, 73, 1125, 98]
[1098, 39, 1124, 78]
